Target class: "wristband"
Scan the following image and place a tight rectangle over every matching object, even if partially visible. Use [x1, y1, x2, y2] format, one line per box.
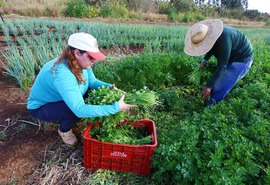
[201, 58, 207, 63]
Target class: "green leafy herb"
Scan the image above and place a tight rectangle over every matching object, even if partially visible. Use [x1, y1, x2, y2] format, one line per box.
[84, 86, 159, 145]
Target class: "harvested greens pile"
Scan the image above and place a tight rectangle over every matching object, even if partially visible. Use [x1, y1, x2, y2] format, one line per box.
[84, 86, 160, 145]
[188, 65, 205, 85]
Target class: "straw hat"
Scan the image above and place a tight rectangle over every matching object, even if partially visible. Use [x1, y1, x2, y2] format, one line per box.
[184, 19, 223, 56]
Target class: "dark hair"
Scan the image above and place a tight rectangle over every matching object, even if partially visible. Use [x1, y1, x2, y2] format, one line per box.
[69, 46, 86, 55]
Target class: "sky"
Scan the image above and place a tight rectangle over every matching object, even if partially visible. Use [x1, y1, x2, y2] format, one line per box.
[247, 0, 270, 14]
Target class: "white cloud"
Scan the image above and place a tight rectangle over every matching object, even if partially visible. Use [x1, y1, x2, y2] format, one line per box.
[248, 0, 270, 13]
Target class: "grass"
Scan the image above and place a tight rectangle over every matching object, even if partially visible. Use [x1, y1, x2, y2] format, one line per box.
[15, 123, 27, 132]
[0, 118, 13, 143]
[0, 131, 7, 138]
[25, 139, 148, 184]
[1, 0, 68, 17]
[26, 143, 87, 184]
[128, 11, 168, 22]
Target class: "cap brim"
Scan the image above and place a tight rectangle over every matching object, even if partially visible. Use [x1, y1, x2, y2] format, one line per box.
[87, 51, 106, 61]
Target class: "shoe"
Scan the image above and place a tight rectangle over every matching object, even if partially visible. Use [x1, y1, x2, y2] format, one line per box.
[58, 129, 78, 146]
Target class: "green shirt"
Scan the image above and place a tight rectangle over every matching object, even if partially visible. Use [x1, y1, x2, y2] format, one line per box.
[204, 26, 254, 88]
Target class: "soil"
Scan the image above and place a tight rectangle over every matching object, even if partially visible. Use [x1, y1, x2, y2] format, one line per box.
[0, 60, 59, 184]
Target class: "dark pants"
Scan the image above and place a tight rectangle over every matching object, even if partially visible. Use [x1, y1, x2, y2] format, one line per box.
[206, 58, 253, 106]
[28, 101, 80, 132]
[28, 91, 90, 132]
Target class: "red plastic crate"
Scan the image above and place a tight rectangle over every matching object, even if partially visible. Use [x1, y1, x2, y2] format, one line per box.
[83, 119, 157, 175]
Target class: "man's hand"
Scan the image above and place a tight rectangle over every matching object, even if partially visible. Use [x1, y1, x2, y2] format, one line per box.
[200, 59, 207, 68]
[118, 95, 137, 112]
[202, 87, 212, 99]
[200, 61, 206, 68]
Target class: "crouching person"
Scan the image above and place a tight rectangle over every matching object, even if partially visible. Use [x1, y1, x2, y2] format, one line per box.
[27, 33, 136, 146]
[184, 19, 254, 106]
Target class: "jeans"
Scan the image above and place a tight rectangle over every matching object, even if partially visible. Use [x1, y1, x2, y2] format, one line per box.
[206, 59, 253, 106]
[27, 92, 90, 132]
[28, 101, 80, 132]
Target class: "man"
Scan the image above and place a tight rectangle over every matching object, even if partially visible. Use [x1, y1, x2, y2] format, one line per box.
[184, 19, 254, 106]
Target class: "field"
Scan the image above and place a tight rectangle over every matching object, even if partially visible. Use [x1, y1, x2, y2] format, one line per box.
[0, 18, 270, 184]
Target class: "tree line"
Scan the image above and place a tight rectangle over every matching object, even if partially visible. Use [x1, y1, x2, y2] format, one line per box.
[88, 0, 249, 11]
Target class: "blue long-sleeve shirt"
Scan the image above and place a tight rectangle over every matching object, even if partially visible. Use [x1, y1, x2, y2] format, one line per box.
[27, 58, 120, 118]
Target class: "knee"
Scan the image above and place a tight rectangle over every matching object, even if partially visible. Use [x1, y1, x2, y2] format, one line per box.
[64, 111, 80, 122]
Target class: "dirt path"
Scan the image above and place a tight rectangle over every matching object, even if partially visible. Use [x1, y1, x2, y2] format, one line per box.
[0, 123, 58, 184]
[0, 55, 58, 184]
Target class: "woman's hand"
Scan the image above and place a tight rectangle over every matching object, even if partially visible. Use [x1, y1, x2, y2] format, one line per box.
[111, 84, 126, 93]
[118, 95, 137, 112]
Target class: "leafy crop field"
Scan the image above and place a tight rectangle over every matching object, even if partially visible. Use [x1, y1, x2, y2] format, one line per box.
[0, 18, 270, 184]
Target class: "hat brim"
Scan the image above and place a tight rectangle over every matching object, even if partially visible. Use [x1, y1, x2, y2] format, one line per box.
[87, 51, 106, 61]
[184, 19, 223, 56]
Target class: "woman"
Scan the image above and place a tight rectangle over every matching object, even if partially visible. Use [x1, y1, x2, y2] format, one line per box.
[184, 19, 254, 106]
[27, 32, 136, 146]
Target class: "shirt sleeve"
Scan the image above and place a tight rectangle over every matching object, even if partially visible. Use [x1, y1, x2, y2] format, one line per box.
[87, 69, 112, 89]
[207, 38, 232, 88]
[204, 49, 213, 61]
[53, 68, 120, 118]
